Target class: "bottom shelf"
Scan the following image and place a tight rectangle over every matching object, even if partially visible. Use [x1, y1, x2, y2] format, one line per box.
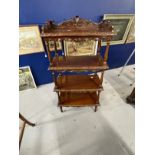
[58, 92, 99, 107]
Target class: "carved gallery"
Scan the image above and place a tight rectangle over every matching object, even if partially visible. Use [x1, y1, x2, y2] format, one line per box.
[19, 0, 135, 155]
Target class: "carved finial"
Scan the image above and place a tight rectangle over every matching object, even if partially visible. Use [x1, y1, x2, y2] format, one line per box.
[43, 20, 57, 31]
[100, 15, 104, 21]
[75, 16, 80, 23]
[47, 20, 53, 28]
[41, 25, 45, 33]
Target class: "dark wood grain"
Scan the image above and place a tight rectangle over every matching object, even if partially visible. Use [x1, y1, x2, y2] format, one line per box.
[55, 74, 103, 92]
[58, 92, 99, 107]
[41, 16, 114, 112]
[49, 55, 109, 71]
[41, 16, 115, 38]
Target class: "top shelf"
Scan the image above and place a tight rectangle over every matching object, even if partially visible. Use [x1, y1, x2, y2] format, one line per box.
[49, 55, 109, 71]
[41, 16, 116, 39]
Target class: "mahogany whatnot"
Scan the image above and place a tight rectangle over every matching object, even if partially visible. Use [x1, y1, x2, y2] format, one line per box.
[41, 16, 115, 112]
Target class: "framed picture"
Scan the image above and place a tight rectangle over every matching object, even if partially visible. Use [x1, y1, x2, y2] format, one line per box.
[19, 66, 36, 91]
[19, 25, 44, 55]
[126, 17, 135, 43]
[64, 40, 98, 56]
[102, 14, 134, 45]
[49, 40, 62, 51]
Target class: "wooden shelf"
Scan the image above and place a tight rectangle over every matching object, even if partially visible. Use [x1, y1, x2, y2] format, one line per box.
[41, 16, 114, 112]
[59, 92, 99, 107]
[55, 74, 103, 92]
[49, 55, 109, 71]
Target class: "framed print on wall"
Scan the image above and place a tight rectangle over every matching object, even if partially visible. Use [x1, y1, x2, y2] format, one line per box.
[19, 66, 36, 91]
[102, 14, 134, 46]
[19, 25, 44, 55]
[64, 40, 98, 56]
[126, 17, 135, 43]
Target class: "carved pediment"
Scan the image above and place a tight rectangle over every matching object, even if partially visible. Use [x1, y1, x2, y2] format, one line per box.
[58, 16, 97, 30]
[41, 16, 115, 38]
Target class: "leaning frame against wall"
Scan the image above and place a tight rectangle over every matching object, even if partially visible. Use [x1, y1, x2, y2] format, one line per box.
[19, 25, 44, 55]
[126, 16, 135, 43]
[102, 14, 134, 45]
[41, 16, 115, 112]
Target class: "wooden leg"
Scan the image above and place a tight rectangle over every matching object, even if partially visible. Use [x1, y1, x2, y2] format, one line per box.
[60, 106, 63, 112]
[94, 106, 98, 112]
[126, 88, 135, 104]
[19, 113, 35, 127]
[19, 122, 26, 150]
[19, 113, 35, 150]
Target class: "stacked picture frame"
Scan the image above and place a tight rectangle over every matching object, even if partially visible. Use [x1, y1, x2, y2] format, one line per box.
[41, 16, 115, 112]
[19, 66, 36, 91]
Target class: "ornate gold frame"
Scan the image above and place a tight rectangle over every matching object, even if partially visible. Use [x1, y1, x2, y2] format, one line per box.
[19, 25, 44, 55]
[64, 40, 98, 56]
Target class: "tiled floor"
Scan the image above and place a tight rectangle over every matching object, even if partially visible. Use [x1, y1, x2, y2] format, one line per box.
[19, 65, 135, 155]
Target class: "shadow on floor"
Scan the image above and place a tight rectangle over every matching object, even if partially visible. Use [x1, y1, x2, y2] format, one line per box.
[35, 109, 134, 155]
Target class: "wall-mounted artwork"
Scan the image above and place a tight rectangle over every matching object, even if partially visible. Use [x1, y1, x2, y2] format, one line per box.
[19, 66, 36, 91]
[64, 40, 98, 56]
[19, 25, 44, 55]
[48, 40, 62, 51]
[102, 14, 134, 46]
[126, 17, 135, 43]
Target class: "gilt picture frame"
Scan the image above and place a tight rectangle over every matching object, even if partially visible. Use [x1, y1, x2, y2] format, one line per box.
[126, 17, 135, 43]
[102, 14, 134, 46]
[19, 66, 36, 91]
[19, 25, 44, 55]
[64, 40, 98, 56]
